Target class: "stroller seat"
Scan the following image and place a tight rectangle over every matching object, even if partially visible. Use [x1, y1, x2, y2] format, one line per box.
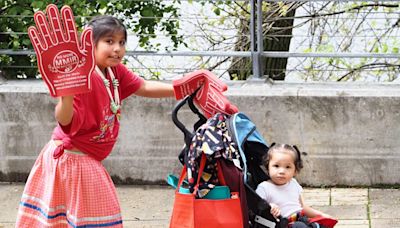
[171, 94, 288, 228]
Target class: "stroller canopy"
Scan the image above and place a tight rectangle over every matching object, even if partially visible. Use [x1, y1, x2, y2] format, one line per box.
[229, 113, 269, 182]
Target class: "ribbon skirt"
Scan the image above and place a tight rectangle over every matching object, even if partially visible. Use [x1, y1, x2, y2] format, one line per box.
[16, 141, 123, 227]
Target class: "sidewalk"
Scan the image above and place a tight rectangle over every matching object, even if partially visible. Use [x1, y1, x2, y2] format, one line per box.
[1, 183, 399, 228]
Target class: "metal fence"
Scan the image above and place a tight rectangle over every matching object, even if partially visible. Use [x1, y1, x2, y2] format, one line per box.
[1, 0, 400, 82]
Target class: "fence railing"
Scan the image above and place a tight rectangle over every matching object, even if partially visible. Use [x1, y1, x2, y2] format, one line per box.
[1, 0, 400, 82]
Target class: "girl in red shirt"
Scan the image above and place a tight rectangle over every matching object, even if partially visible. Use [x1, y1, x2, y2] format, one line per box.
[16, 9, 174, 228]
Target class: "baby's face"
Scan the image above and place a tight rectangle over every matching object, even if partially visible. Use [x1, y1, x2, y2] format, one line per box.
[268, 151, 297, 185]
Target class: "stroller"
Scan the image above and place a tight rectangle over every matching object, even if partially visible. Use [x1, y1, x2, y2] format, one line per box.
[170, 92, 288, 228]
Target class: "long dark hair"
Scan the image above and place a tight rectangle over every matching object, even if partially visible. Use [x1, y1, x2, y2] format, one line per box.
[87, 15, 127, 45]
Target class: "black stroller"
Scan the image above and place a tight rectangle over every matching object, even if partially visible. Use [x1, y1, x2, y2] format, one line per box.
[171, 92, 288, 228]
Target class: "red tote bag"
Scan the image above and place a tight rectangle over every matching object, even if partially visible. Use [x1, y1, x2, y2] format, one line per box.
[169, 155, 244, 228]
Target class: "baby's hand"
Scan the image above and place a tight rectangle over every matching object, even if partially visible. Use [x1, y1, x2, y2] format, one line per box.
[269, 203, 281, 219]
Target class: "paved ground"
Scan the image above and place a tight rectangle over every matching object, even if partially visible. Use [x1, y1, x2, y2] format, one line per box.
[1, 183, 399, 228]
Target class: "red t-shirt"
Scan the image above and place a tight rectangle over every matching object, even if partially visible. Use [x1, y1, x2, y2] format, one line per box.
[52, 64, 144, 161]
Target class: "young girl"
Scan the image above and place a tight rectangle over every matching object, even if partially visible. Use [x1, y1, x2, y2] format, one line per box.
[256, 143, 336, 228]
[16, 14, 175, 228]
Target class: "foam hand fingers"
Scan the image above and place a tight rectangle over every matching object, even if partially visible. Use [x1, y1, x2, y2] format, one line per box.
[172, 70, 227, 100]
[28, 26, 45, 55]
[28, 4, 70, 54]
[173, 71, 206, 100]
[46, 4, 64, 44]
[203, 70, 228, 92]
[80, 28, 93, 55]
[61, 5, 79, 44]
[210, 90, 238, 115]
[28, 11, 51, 54]
[195, 72, 227, 100]
[196, 87, 236, 118]
[206, 90, 229, 115]
[33, 10, 54, 50]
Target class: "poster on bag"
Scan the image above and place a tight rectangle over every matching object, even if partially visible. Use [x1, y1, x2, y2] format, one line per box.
[28, 4, 95, 97]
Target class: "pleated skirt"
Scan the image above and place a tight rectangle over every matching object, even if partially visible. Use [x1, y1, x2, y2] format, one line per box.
[15, 140, 123, 227]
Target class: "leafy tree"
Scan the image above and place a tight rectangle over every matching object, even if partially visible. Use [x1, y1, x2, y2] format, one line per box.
[295, 1, 400, 82]
[190, 1, 400, 82]
[189, 1, 303, 80]
[0, 0, 183, 79]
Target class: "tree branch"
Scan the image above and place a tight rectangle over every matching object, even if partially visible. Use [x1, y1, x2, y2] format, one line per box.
[337, 62, 400, 81]
[294, 3, 399, 20]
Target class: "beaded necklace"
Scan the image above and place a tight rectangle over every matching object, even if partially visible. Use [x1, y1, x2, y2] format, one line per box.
[95, 66, 120, 114]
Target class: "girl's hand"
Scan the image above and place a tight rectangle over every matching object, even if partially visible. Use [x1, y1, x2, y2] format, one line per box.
[269, 203, 281, 219]
[28, 4, 95, 97]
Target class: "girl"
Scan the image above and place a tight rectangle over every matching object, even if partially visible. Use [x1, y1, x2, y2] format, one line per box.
[16, 13, 175, 228]
[256, 143, 335, 228]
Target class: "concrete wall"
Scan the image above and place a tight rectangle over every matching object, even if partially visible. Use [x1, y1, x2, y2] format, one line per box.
[0, 80, 399, 187]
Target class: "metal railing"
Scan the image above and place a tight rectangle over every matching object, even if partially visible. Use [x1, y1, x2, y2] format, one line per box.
[1, 0, 400, 82]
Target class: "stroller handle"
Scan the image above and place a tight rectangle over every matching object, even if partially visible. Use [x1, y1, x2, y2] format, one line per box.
[172, 88, 207, 147]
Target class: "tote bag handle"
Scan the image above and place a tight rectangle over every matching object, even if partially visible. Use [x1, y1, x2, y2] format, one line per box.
[176, 154, 227, 195]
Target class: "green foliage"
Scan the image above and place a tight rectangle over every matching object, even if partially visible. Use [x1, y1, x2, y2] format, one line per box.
[297, 2, 400, 82]
[0, 0, 184, 79]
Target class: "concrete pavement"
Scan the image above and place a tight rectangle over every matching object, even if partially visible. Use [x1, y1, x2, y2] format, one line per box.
[1, 183, 399, 228]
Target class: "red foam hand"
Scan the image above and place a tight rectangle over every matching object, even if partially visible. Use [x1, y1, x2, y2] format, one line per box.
[196, 79, 238, 118]
[173, 70, 238, 118]
[173, 70, 227, 100]
[28, 4, 95, 97]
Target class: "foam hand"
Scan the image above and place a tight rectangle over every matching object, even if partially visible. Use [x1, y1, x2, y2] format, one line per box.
[173, 70, 238, 118]
[28, 4, 95, 97]
[173, 70, 228, 100]
[196, 79, 239, 118]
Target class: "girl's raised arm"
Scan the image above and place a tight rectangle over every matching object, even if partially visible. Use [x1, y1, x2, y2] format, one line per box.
[55, 96, 74, 126]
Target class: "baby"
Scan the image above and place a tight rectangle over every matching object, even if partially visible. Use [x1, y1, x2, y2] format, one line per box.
[256, 143, 336, 228]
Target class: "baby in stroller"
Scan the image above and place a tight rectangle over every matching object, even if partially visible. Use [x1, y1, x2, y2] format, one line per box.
[169, 70, 337, 228]
[256, 143, 336, 228]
